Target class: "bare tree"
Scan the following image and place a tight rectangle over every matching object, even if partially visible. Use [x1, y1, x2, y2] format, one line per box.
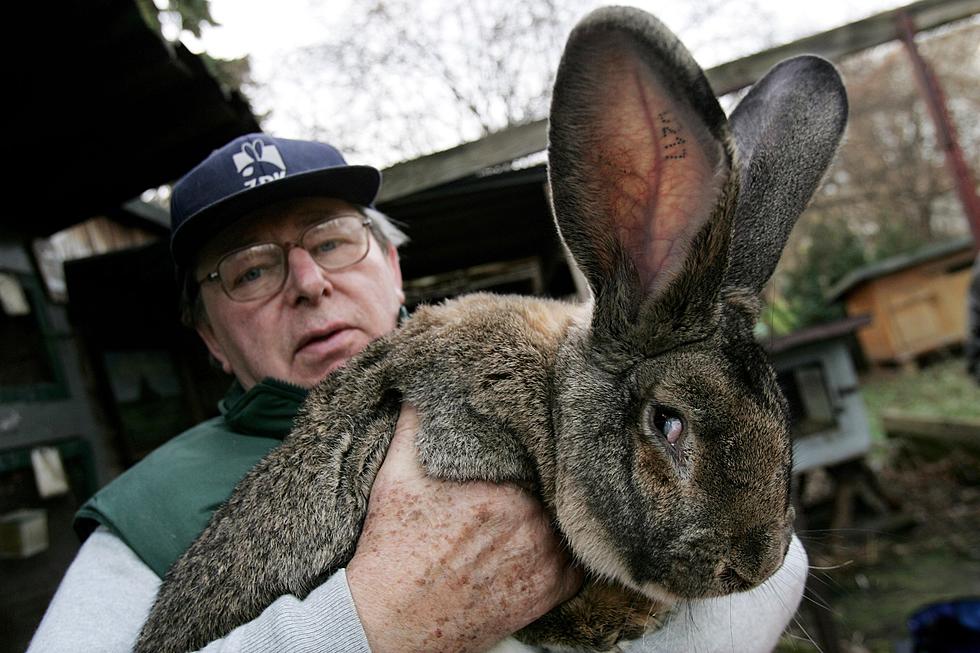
[839, 24, 976, 238]
[248, 0, 773, 166]
[268, 0, 592, 163]
[814, 23, 978, 245]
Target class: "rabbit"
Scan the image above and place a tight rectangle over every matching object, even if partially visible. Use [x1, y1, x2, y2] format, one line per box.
[136, 6, 847, 652]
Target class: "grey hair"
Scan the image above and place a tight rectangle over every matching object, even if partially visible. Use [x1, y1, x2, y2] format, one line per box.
[363, 206, 409, 250]
[180, 206, 408, 329]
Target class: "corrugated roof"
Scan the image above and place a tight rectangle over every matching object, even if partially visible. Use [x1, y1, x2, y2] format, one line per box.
[825, 236, 975, 302]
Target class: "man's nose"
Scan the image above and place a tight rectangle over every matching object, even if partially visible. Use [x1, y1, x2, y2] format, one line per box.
[283, 247, 332, 304]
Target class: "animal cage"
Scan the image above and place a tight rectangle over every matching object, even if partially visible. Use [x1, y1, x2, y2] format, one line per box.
[766, 316, 873, 473]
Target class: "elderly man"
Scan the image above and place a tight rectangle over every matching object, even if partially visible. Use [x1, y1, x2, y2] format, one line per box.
[30, 134, 806, 652]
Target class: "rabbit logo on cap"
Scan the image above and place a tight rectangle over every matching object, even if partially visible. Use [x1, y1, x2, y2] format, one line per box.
[231, 139, 286, 188]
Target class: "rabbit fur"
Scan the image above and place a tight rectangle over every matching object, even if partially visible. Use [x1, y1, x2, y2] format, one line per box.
[137, 6, 847, 652]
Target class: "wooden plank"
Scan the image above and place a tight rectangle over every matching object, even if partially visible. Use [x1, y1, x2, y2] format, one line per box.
[379, 0, 980, 203]
[882, 411, 980, 454]
[380, 121, 545, 203]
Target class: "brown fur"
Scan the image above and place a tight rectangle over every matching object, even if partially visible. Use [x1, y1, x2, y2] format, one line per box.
[136, 7, 847, 652]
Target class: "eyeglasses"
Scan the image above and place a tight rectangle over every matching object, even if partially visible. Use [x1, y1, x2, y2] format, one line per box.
[198, 214, 374, 302]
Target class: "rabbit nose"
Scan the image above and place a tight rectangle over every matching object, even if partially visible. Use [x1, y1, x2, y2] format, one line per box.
[717, 564, 755, 592]
[721, 526, 787, 589]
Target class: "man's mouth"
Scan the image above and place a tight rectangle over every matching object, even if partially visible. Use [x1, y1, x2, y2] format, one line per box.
[295, 326, 350, 357]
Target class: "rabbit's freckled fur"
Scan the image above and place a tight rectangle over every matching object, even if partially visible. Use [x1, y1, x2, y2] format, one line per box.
[137, 6, 847, 652]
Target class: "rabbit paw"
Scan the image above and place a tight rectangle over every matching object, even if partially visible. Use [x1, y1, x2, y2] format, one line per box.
[516, 581, 670, 651]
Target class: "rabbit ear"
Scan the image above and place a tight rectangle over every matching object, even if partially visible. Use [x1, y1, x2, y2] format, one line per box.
[725, 56, 848, 295]
[548, 8, 734, 350]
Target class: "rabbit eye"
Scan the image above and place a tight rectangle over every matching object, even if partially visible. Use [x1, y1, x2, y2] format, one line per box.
[649, 405, 684, 446]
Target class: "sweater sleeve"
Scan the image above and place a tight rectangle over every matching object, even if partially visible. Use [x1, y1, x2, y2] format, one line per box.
[27, 527, 371, 653]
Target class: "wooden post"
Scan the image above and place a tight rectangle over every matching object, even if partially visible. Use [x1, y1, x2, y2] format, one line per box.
[897, 10, 980, 249]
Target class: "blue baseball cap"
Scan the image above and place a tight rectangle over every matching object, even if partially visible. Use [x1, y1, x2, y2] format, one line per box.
[170, 133, 381, 274]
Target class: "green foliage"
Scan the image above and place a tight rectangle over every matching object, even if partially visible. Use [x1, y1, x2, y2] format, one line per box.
[758, 295, 799, 337]
[133, 0, 254, 101]
[779, 214, 964, 332]
[207, 55, 253, 93]
[136, 0, 217, 40]
[169, 0, 216, 39]
[782, 219, 868, 329]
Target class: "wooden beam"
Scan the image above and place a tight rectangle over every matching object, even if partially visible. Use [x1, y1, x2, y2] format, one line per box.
[707, 0, 980, 95]
[379, 121, 545, 204]
[378, 0, 980, 203]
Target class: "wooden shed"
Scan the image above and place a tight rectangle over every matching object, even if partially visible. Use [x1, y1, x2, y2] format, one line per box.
[826, 236, 976, 366]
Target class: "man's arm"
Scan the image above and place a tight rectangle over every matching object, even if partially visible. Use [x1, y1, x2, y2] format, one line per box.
[26, 404, 577, 653]
[26, 527, 373, 653]
[28, 526, 805, 653]
[27, 527, 160, 652]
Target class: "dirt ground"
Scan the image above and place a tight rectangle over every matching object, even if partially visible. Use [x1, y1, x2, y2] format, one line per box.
[779, 442, 980, 652]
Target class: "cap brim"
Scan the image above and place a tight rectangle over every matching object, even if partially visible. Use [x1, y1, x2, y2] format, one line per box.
[171, 165, 381, 270]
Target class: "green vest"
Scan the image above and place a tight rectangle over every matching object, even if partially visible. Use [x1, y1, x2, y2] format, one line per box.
[75, 378, 308, 578]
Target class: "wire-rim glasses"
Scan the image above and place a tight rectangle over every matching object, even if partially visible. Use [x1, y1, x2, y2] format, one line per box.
[198, 214, 373, 302]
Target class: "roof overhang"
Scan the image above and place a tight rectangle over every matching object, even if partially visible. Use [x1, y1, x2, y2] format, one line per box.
[13, 0, 259, 239]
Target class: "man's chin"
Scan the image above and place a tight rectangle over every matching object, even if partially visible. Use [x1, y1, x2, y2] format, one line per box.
[292, 331, 368, 384]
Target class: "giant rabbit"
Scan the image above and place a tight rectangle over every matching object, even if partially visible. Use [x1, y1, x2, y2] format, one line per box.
[137, 5, 847, 652]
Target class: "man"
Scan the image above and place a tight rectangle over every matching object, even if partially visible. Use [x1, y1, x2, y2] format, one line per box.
[30, 134, 806, 652]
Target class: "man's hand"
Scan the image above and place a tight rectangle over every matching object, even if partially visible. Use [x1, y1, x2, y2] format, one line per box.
[346, 404, 582, 652]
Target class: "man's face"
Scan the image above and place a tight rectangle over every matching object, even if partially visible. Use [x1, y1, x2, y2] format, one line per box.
[194, 197, 405, 390]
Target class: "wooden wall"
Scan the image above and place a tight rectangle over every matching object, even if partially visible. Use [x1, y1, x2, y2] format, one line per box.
[846, 250, 974, 364]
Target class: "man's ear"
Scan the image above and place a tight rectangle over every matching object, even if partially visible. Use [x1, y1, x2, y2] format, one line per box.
[385, 243, 406, 305]
[196, 320, 234, 375]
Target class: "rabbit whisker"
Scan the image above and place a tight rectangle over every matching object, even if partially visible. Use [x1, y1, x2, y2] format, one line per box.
[795, 527, 870, 535]
[764, 573, 833, 613]
[807, 560, 853, 571]
[799, 584, 838, 615]
[729, 593, 736, 653]
[805, 569, 849, 596]
[764, 578, 825, 652]
[784, 624, 824, 653]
